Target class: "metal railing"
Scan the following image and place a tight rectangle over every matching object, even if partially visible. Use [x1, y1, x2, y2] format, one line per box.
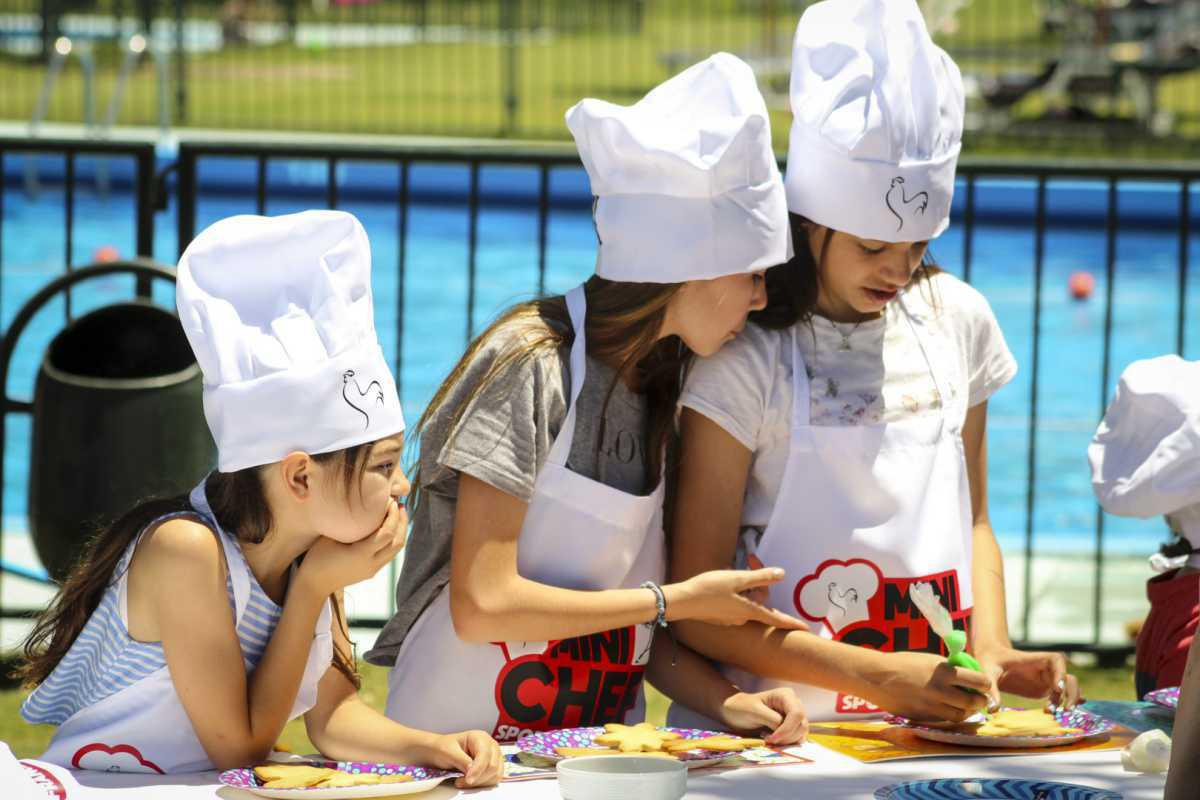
[0, 136, 159, 619]
[4, 133, 1199, 661]
[2, 0, 1199, 157]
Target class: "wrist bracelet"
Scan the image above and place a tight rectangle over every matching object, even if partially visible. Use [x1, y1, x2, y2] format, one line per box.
[640, 580, 668, 628]
[638, 580, 678, 667]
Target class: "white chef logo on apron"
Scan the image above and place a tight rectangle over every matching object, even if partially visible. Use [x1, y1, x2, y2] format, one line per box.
[491, 630, 646, 742]
[794, 558, 969, 713]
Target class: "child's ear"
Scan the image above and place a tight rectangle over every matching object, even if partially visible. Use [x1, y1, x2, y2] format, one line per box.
[278, 452, 313, 500]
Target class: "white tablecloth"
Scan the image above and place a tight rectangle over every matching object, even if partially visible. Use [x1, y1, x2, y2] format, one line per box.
[3, 741, 1168, 800]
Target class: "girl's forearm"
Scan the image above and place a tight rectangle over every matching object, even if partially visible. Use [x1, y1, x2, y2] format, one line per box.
[308, 694, 440, 764]
[451, 576, 659, 643]
[1166, 633, 1200, 799]
[242, 576, 330, 753]
[969, 522, 1012, 652]
[644, 630, 736, 723]
[673, 619, 878, 698]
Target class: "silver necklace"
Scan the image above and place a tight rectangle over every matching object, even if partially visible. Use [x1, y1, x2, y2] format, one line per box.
[830, 319, 863, 351]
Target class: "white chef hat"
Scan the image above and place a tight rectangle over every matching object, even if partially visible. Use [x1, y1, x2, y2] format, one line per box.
[565, 52, 791, 284]
[176, 210, 404, 473]
[785, 0, 964, 243]
[1089, 355, 1200, 540]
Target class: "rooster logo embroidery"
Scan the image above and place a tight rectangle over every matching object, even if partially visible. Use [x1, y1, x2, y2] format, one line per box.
[342, 369, 385, 430]
[885, 177, 930, 232]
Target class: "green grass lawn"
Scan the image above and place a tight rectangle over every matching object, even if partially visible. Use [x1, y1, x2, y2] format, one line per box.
[0, 656, 1139, 760]
[2, 0, 1197, 157]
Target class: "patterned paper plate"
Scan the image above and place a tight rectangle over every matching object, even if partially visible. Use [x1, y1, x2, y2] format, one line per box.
[885, 708, 1115, 749]
[218, 761, 461, 799]
[516, 726, 739, 767]
[1144, 686, 1180, 711]
[874, 778, 1121, 799]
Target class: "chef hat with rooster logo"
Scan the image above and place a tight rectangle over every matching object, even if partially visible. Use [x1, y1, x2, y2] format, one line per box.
[785, 0, 964, 243]
[176, 210, 404, 473]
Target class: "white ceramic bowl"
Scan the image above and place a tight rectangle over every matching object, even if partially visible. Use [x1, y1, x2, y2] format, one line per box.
[556, 756, 687, 800]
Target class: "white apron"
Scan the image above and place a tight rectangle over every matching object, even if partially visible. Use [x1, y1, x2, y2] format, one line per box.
[672, 297, 974, 724]
[386, 285, 665, 743]
[40, 480, 334, 774]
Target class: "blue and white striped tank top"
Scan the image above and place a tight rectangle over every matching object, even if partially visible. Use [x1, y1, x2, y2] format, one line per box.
[22, 509, 284, 726]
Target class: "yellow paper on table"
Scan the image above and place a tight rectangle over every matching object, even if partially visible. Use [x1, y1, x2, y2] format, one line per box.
[806, 720, 1135, 764]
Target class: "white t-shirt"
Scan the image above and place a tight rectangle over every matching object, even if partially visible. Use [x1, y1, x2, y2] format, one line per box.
[680, 271, 1017, 539]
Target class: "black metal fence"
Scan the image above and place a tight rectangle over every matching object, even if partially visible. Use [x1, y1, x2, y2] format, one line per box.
[2, 0, 1199, 157]
[0, 136, 159, 623]
[2, 133, 1199, 661]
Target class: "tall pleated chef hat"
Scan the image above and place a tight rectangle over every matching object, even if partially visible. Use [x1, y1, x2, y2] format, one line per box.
[177, 210, 404, 473]
[565, 52, 792, 283]
[1089, 355, 1200, 541]
[785, 0, 964, 243]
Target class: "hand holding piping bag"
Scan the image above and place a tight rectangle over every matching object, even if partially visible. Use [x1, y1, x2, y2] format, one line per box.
[908, 582, 992, 707]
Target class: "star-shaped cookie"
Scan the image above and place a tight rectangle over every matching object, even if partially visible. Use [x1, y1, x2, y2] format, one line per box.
[593, 722, 683, 752]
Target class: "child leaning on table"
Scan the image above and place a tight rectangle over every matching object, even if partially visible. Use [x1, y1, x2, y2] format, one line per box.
[1089, 355, 1200, 699]
[15, 210, 502, 783]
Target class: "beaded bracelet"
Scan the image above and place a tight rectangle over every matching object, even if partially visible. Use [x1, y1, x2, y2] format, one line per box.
[638, 580, 678, 666]
[641, 580, 668, 628]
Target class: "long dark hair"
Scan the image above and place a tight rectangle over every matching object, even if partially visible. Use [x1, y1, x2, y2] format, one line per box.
[408, 274, 687, 513]
[17, 448, 367, 689]
[751, 213, 941, 330]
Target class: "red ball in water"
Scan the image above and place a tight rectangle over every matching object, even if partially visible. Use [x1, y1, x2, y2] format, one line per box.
[1069, 270, 1095, 301]
[92, 245, 119, 263]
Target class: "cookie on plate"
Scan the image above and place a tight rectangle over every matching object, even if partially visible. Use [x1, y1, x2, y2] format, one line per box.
[594, 723, 683, 752]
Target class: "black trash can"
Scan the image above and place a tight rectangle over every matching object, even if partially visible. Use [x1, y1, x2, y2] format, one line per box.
[28, 300, 215, 581]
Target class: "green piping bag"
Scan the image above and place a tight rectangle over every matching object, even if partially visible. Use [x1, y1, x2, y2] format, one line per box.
[908, 582, 982, 672]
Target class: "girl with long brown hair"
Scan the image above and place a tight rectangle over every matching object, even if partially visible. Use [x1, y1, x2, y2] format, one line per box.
[19, 210, 502, 783]
[366, 54, 810, 744]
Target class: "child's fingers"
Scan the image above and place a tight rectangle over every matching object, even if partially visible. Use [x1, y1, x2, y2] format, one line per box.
[950, 665, 993, 694]
[1047, 657, 1080, 710]
[460, 734, 494, 786]
[741, 586, 771, 605]
[748, 700, 783, 732]
[766, 693, 808, 745]
[440, 740, 473, 787]
[980, 664, 1002, 712]
[748, 602, 807, 630]
[370, 504, 404, 556]
[487, 736, 505, 784]
[736, 567, 786, 591]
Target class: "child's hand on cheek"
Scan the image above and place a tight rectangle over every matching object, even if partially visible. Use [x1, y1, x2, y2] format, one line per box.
[298, 500, 406, 596]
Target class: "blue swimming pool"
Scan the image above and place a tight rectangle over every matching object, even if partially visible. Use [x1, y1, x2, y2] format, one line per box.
[3, 156, 1199, 566]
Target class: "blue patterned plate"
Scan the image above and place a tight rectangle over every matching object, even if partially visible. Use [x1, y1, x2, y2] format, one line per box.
[874, 778, 1121, 799]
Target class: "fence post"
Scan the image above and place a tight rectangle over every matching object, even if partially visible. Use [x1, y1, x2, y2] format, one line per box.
[174, 0, 187, 125]
[501, 0, 519, 137]
[39, 0, 61, 64]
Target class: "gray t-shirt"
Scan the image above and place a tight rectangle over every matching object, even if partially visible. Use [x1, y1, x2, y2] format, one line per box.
[365, 318, 649, 666]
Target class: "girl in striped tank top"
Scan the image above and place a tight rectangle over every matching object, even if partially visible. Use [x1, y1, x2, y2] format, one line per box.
[16, 211, 502, 784]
